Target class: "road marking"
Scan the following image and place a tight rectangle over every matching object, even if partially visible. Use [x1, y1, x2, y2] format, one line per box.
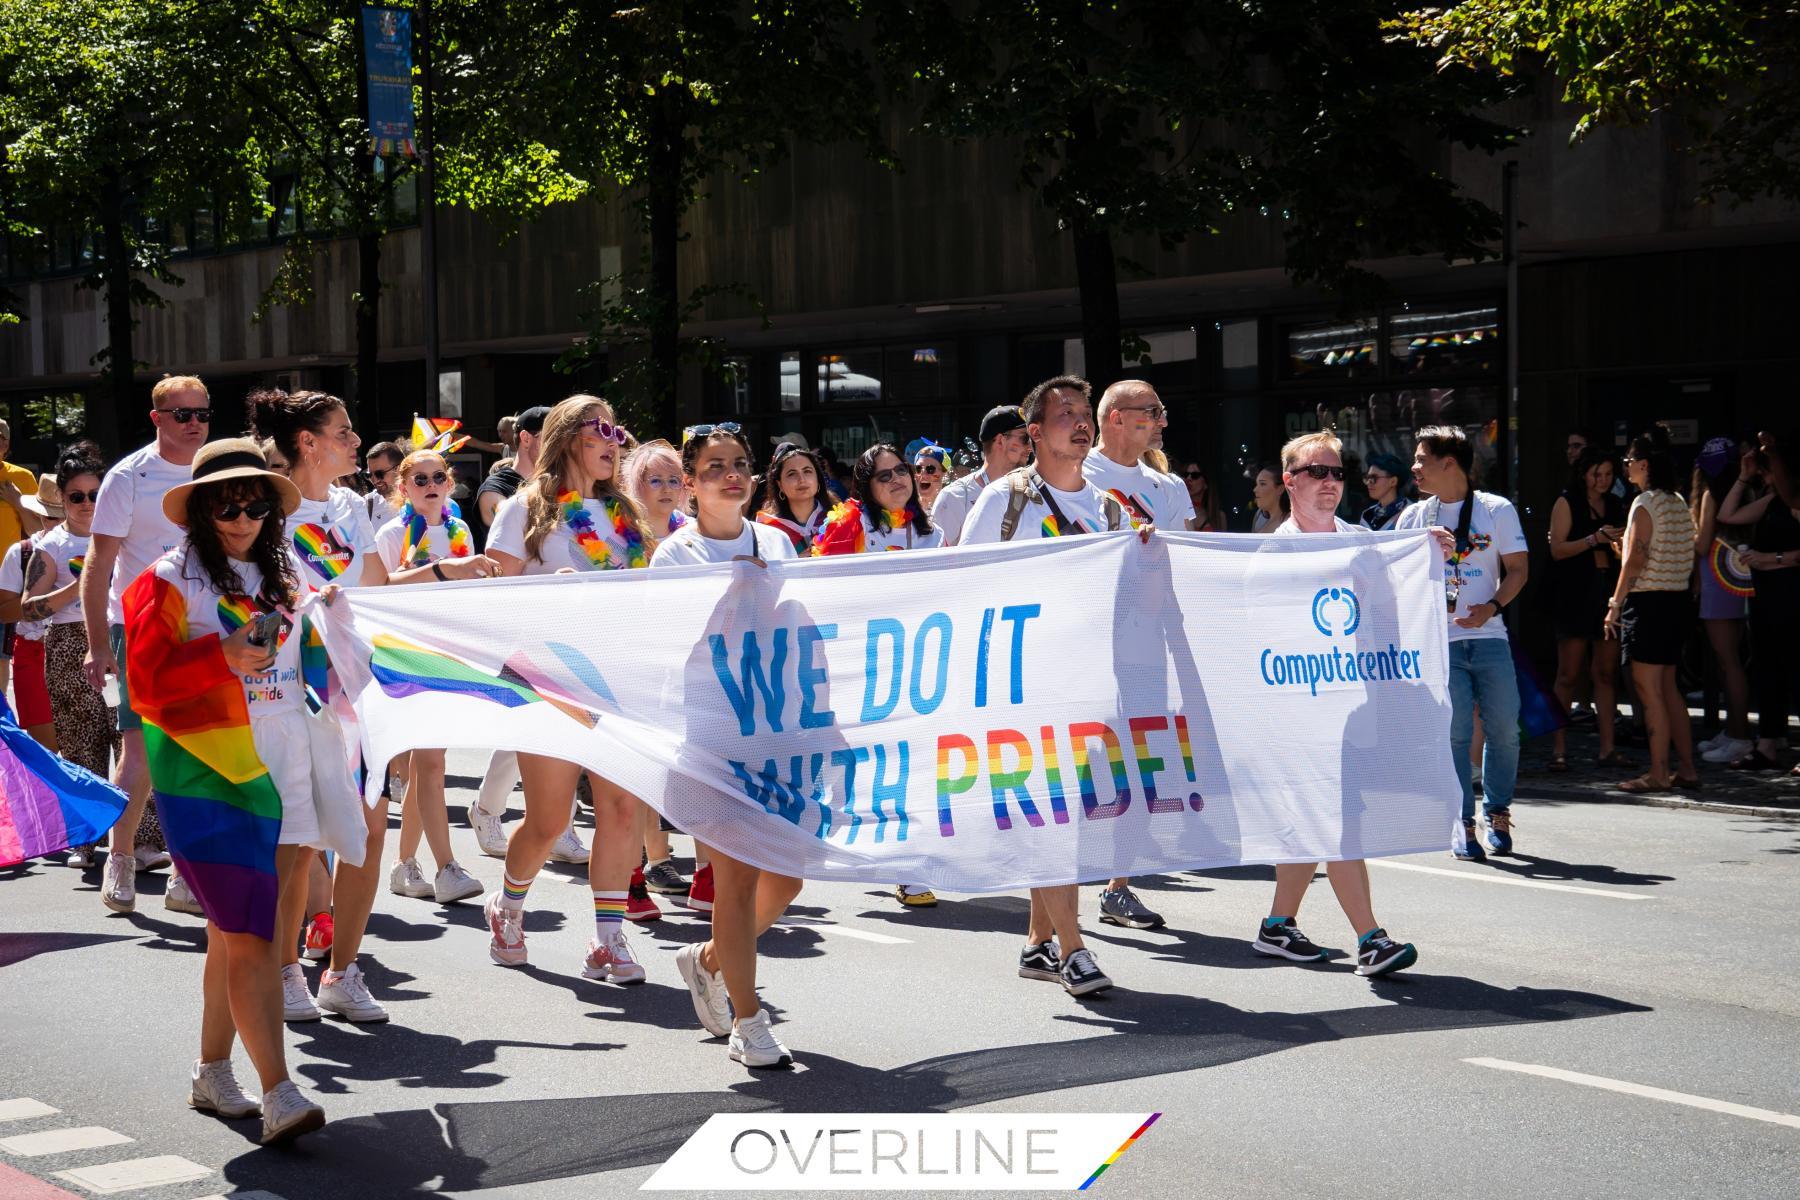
[0, 1128, 133, 1158]
[1464, 1058, 1800, 1130]
[1369, 859, 1653, 900]
[0, 1100, 59, 1124]
[54, 1155, 211, 1195]
[775, 916, 910, 945]
[193, 1192, 285, 1200]
[0, 1162, 84, 1198]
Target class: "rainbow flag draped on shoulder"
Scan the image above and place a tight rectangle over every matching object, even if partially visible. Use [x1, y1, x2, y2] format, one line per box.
[124, 571, 284, 940]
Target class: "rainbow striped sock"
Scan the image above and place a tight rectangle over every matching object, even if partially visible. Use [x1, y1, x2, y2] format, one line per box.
[593, 890, 627, 939]
[500, 873, 532, 913]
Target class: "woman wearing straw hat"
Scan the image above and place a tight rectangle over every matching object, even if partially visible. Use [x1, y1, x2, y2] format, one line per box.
[123, 437, 363, 1144]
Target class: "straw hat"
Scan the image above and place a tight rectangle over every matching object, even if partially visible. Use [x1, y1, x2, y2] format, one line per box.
[20, 474, 62, 520]
[161, 438, 302, 526]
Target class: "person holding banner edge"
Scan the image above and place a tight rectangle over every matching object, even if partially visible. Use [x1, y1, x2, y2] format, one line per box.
[1253, 430, 1420, 977]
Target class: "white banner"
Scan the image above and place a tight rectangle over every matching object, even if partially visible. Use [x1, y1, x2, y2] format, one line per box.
[312, 530, 1460, 890]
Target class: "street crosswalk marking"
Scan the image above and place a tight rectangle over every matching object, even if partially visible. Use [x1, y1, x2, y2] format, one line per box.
[53, 1155, 212, 1195]
[1464, 1058, 1800, 1129]
[775, 916, 911, 944]
[0, 1128, 134, 1157]
[0, 1100, 59, 1124]
[1369, 859, 1654, 899]
[192, 1192, 285, 1200]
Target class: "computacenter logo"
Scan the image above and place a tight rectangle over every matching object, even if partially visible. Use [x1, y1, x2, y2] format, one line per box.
[1259, 584, 1425, 696]
[641, 1113, 1160, 1191]
[1311, 585, 1361, 637]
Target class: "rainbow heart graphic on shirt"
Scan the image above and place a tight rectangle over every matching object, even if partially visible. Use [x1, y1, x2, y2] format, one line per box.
[292, 523, 354, 582]
[218, 595, 289, 650]
[67, 555, 84, 577]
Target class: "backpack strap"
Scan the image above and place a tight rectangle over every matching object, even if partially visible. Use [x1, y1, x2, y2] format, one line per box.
[998, 468, 1035, 542]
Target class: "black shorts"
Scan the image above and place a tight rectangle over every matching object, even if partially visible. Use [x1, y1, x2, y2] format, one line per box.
[1620, 590, 1691, 666]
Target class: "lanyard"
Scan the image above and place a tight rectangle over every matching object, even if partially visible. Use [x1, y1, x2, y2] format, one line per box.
[1033, 470, 1084, 534]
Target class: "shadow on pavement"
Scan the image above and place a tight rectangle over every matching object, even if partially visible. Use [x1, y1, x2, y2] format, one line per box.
[0, 929, 135, 968]
[219, 974, 1648, 1195]
[1477, 853, 1674, 888]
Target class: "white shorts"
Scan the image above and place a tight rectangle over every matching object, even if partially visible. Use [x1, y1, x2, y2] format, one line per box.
[251, 708, 325, 848]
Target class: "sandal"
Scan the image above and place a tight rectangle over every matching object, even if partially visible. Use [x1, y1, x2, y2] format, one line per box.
[1595, 750, 1634, 768]
[1673, 776, 1703, 793]
[1728, 751, 1781, 772]
[1547, 755, 1569, 774]
[1617, 776, 1671, 794]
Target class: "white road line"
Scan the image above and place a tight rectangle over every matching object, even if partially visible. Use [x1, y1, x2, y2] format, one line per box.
[0, 1100, 58, 1123]
[0, 1127, 134, 1157]
[1464, 1058, 1800, 1130]
[775, 916, 910, 945]
[54, 1155, 212, 1195]
[1368, 859, 1653, 900]
[192, 1192, 285, 1200]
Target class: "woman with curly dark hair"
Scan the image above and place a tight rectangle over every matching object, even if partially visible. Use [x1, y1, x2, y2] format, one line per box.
[755, 442, 830, 553]
[812, 443, 945, 556]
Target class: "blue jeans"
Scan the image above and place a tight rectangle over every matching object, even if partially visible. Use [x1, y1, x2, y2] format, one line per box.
[1448, 637, 1520, 820]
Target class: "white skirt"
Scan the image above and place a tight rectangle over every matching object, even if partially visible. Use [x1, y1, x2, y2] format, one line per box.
[249, 707, 367, 865]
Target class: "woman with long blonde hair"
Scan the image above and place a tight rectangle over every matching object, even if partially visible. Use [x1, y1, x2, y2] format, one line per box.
[483, 395, 659, 982]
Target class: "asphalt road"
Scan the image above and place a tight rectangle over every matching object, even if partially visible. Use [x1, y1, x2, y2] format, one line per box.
[1, 750, 1796, 1199]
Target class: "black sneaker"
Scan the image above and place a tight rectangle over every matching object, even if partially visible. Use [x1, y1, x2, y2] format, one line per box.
[1098, 886, 1165, 929]
[1059, 947, 1113, 996]
[1355, 929, 1418, 977]
[1018, 940, 1061, 982]
[1252, 918, 1328, 962]
[1453, 817, 1487, 861]
[642, 860, 689, 895]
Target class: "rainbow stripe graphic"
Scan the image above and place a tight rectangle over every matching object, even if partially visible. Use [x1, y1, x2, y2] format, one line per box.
[216, 595, 258, 636]
[123, 571, 283, 939]
[1040, 515, 1061, 538]
[369, 634, 601, 728]
[292, 523, 352, 581]
[1710, 538, 1755, 598]
[1078, 1113, 1161, 1190]
[67, 555, 85, 577]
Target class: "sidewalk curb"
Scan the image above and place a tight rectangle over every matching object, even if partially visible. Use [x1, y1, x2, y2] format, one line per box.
[1517, 785, 1799, 820]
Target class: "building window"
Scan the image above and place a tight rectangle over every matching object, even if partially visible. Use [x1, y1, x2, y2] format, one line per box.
[815, 348, 883, 404]
[1281, 317, 1378, 380]
[1388, 303, 1499, 376]
[883, 344, 958, 402]
[778, 351, 804, 412]
[1215, 318, 1259, 391]
[1280, 383, 1502, 512]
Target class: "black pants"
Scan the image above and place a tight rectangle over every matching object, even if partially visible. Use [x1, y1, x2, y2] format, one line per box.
[1750, 586, 1800, 741]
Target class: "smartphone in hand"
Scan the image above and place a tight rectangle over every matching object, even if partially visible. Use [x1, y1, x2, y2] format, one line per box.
[248, 609, 291, 648]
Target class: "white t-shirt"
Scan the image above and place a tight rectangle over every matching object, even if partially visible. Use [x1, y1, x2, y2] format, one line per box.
[365, 491, 401, 529]
[650, 520, 799, 568]
[285, 487, 378, 593]
[856, 512, 946, 553]
[1273, 516, 1358, 535]
[373, 515, 469, 572]
[960, 474, 1123, 545]
[152, 544, 305, 716]
[1083, 451, 1195, 529]
[31, 526, 91, 624]
[487, 492, 649, 576]
[0, 535, 47, 641]
[932, 467, 993, 547]
[91, 442, 191, 625]
[1397, 491, 1528, 643]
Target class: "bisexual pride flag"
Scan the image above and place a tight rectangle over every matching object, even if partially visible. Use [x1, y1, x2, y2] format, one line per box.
[0, 697, 128, 867]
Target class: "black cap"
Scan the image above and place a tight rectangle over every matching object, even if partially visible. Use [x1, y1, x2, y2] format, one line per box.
[979, 404, 1026, 443]
[516, 406, 551, 436]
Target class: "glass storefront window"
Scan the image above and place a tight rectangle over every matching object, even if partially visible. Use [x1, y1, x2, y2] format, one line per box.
[778, 351, 803, 411]
[1280, 384, 1501, 516]
[1216, 318, 1259, 390]
[1282, 317, 1377, 380]
[884, 344, 958, 402]
[815, 348, 883, 404]
[1388, 304, 1499, 376]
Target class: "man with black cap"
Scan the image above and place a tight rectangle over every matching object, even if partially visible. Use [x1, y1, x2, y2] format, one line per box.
[476, 406, 548, 539]
[933, 404, 1033, 545]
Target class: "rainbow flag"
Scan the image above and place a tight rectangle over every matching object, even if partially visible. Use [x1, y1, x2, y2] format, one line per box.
[0, 697, 128, 866]
[125, 571, 283, 940]
[411, 415, 469, 455]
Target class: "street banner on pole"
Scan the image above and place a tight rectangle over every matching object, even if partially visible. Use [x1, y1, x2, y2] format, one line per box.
[361, 6, 416, 157]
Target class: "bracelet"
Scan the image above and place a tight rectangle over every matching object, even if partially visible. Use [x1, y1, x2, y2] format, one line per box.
[431, 561, 447, 582]
[1585, 533, 1596, 548]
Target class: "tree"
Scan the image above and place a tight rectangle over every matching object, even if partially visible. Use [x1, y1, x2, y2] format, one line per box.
[1393, 1, 1800, 205]
[0, 0, 267, 451]
[892, 1, 1518, 390]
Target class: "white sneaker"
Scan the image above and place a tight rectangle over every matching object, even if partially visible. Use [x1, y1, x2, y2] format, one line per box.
[189, 1058, 259, 1119]
[1697, 730, 1725, 754]
[547, 826, 587, 864]
[581, 929, 647, 984]
[387, 772, 409, 803]
[729, 1008, 792, 1068]
[1703, 737, 1754, 764]
[66, 844, 97, 869]
[470, 807, 509, 857]
[675, 943, 731, 1037]
[434, 861, 484, 904]
[260, 1080, 325, 1145]
[134, 845, 172, 871]
[485, 894, 528, 966]
[164, 874, 205, 915]
[282, 962, 322, 1022]
[101, 852, 136, 913]
[388, 857, 434, 899]
[317, 961, 388, 1022]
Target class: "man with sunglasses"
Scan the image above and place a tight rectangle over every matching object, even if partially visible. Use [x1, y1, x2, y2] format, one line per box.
[82, 374, 214, 915]
[934, 405, 1032, 545]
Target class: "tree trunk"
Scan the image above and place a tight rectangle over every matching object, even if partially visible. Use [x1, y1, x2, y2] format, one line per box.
[645, 88, 684, 434]
[1072, 223, 1122, 392]
[93, 169, 130, 456]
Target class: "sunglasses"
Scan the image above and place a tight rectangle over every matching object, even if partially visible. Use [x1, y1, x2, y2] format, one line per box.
[410, 471, 450, 487]
[578, 418, 630, 444]
[368, 466, 393, 480]
[1363, 473, 1388, 483]
[914, 462, 943, 475]
[62, 489, 99, 505]
[1292, 464, 1347, 481]
[872, 465, 914, 486]
[157, 406, 211, 425]
[214, 499, 274, 522]
[1184, 469, 1203, 480]
[682, 421, 742, 445]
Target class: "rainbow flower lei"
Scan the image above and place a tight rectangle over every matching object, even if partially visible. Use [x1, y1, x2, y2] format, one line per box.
[559, 490, 647, 570]
[399, 503, 473, 568]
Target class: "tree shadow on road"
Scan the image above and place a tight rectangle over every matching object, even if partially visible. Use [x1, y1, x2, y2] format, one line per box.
[1473, 853, 1674, 888]
[0, 929, 135, 969]
[218, 973, 1648, 1196]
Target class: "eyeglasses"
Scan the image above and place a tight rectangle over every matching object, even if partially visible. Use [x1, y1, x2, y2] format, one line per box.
[1183, 469, 1203, 480]
[410, 471, 449, 487]
[1115, 404, 1168, 421]
[914, 462, 943, 476]
[644, 476, 683, 490]
[682, 422, 742, 445]
[872, 464, 914, 486]
[579, 418, 630, 444]
[214, 499, 274, 522]
[63, 489, 98, 505]
[157, 406, 211, 425]
[1292, 464, 1347, 481]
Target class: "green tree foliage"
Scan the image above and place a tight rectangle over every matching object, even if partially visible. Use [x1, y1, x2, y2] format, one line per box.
[891, 0, 1518, 388]
[1394, 1, 1800, 204]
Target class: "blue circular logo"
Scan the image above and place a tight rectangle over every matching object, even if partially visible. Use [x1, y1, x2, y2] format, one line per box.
[1312, 586, 1361, 637]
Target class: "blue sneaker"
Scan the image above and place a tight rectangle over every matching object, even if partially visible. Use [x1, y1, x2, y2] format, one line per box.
[1485, 809, 1513, 855]
[1453, 818, 1486, 861]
